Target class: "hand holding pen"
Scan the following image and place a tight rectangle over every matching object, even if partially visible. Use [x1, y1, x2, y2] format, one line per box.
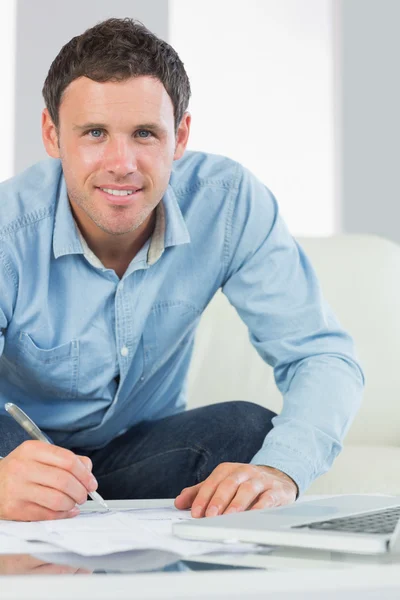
[0, 403, 108, 521]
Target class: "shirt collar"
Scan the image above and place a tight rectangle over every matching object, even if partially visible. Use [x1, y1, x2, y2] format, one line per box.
[53, 174, 191, 264]
[53, 175, 83, 259]
[162, 183, 191, 249]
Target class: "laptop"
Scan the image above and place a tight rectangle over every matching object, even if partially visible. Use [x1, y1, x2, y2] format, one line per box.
[173, 495, 400, 555]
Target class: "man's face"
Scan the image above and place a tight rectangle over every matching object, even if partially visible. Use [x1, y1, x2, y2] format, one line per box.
[42, 76, 189, 237]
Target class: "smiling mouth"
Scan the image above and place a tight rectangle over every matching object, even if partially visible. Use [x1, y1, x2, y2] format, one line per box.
[98, 187, 142, 196]
[95, 187, 143, 205]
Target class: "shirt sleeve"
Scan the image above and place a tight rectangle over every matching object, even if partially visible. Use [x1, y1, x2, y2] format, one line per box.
[221, 164, 364, 495]
[0, 241, 18, 358]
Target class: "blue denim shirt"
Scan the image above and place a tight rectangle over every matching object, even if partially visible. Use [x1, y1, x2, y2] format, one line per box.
[0, 151, 363, 494]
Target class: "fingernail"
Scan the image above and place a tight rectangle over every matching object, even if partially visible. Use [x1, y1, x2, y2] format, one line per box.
[68, 507, 80, 517]
[192, 506, 203, 518]
[89, 477, 98, 492]
[206, 506, 219, 517]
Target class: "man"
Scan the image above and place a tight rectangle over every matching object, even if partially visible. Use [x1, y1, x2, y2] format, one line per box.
[0, 18, 363, 522]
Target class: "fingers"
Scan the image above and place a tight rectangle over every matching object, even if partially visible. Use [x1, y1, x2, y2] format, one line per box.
[25, 442, 97, 493]
[193, 465, 262, 518]
[175, 464, 239, 515]
[1, 501, 80, 522]
[28, 462, 90, 506]
[78, 455, 93, 472]
[24, 482, 78, 513]
[250, 490, 279, 511]
[178, 463, 298, 519]
[188, 463, 244, 518]
[0, 441, 97, 521]
[250, 483, 295, 511]
[28, 503, 80, 522]
[174, 483, 202, 510]
[221, 477, 267, 514]
[224, 476, 295, 514]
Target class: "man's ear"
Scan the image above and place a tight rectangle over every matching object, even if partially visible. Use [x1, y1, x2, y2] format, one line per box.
[173, 112, 191, 161]
[42, 108, 60, 158]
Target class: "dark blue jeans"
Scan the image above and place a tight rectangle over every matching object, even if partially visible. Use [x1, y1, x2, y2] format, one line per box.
[0, 401, 275, 499]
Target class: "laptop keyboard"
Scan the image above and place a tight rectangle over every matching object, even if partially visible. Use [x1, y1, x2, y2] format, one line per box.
[293, 505, 400, 535]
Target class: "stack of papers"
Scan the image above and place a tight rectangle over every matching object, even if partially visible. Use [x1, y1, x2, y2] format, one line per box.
[0, 506, 258, 557]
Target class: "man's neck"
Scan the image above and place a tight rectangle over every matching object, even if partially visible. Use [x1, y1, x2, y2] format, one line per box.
[72, 208, 156, 278]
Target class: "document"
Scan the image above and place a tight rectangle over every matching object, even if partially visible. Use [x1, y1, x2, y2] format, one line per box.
[0, 533, 67, 554]
[0, 506, 257, 557]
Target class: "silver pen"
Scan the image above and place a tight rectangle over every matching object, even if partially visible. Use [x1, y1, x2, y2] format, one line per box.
[5, 402, 109, 511]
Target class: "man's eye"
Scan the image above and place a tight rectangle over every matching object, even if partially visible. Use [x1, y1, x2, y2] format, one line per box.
[136, 130, 152, 139]
[88, 129, 103, 138]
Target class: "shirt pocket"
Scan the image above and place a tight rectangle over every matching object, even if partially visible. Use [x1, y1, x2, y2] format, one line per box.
[17, 332, 79, 399]
[142, 301, 201, 378]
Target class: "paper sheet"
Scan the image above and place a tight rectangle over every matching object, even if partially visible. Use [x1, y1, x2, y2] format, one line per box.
[0, 533, 66, 554]
[0, 506, 257, 557]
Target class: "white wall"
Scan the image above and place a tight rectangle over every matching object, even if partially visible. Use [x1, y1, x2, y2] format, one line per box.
[0, 0, 16, 183]
[340, 0, 400, 245]
[169, 0, 337, 236]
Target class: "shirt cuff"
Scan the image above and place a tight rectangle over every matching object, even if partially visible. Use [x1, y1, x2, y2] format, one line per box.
[250, 442, 316, 497]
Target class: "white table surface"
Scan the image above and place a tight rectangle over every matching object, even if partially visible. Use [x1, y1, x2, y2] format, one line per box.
[3, 564, 400, 600]
[2, 496, 400, 599]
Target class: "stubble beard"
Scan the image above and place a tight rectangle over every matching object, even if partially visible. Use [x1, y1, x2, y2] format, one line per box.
[70, 187, 154, 237]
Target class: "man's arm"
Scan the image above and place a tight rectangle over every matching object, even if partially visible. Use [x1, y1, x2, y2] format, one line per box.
[0, 241, 97, 521]
[176, 164, 363, 517]
[221, 165, 364, 495]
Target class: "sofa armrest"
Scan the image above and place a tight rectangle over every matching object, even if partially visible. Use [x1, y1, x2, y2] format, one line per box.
[306, 445, 400, 496]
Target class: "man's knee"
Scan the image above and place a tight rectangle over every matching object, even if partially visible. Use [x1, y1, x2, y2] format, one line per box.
[0, 415, 32, 456]
[198, 400, 276, 472]
[217, 400, 275, 442]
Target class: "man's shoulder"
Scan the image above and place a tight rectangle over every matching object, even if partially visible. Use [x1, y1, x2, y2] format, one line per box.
[0, 158, 62, 237]
[170, 150, 243, 194]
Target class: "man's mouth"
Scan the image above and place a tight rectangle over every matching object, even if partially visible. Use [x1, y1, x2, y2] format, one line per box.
[95, 186, 144, 206]
[98, 187, 142, 197]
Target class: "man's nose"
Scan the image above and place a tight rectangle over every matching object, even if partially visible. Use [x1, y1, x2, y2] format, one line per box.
[104, 138, 138, 176]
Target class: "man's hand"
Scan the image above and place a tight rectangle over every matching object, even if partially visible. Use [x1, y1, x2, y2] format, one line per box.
[174, 463, 297, 518]
[0, 440, 98, 521]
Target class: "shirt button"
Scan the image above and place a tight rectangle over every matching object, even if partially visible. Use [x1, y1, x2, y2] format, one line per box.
[120, 346, 129, 357]
[119, 281, 124, 291]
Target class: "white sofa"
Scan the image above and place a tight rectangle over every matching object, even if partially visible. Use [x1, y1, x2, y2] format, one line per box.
[187, 234, 400, 496]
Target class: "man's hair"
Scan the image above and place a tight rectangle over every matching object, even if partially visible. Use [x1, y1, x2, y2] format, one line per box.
[42, 17, 191, 131]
